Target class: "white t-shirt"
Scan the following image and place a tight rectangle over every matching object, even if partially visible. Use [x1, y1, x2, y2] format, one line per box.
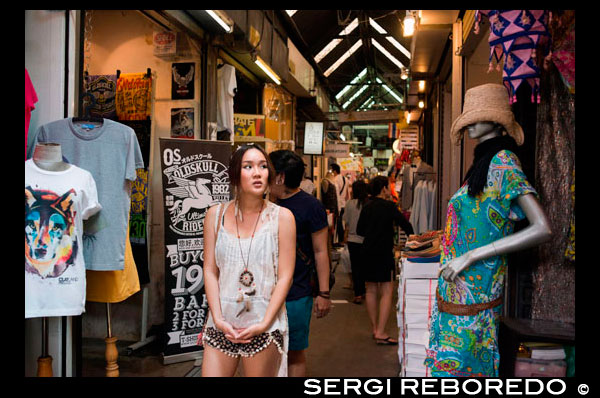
[334, 173, 349, 211]
[25, 159, 102, 318]
[217, 64, 237, 135]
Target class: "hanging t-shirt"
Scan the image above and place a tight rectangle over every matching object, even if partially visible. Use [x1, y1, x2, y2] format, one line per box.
[28, 118, 144, 271]
[25, 159, 102, 318]
[25, 68, 38, 158]
[216, 64, 237, 135]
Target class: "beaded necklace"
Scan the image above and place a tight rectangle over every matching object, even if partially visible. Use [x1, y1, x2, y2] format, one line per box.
[235, 200, 264, 290]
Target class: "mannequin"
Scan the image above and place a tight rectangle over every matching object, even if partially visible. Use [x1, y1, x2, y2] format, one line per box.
[439, 122, 551, 281]
[32, 143, 70, 172]
[425, 83, 552, 377]
[31, 143, 68, 377]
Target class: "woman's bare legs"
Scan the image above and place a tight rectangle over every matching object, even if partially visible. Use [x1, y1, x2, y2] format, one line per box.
[365, 282, 379, 336]
[241, 342, 282, 377]
[201, 344, 240, 377]
[374, 281, 394, 340]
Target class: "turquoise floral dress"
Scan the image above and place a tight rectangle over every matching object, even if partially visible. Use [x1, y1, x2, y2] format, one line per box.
[424, 150, 537, 377]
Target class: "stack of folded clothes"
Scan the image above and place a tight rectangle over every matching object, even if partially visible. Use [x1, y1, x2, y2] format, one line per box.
[401, 230, 442, 263]
[397, 230, 442, 376]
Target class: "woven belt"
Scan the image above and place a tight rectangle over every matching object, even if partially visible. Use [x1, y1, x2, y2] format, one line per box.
[436, 289, 503, 316]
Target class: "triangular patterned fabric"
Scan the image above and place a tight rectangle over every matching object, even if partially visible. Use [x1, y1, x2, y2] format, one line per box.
[476, 10, 551, 103]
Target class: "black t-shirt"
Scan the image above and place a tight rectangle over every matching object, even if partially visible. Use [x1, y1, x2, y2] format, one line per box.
[357, 197, 414, 253]
[277, 190, 328, 301]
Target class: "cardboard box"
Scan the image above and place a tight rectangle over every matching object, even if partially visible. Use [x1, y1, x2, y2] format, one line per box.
[514, 358, 567, 377]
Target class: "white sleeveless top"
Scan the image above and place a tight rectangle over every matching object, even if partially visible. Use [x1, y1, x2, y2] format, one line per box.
[205, 200, 288, 375]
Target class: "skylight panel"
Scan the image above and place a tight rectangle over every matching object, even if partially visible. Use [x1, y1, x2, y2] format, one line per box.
[335, 68, 368, 100]
[286, 10, 297, 17]
[315, 38, 343, 63]
[368, 18, 387, 34]
[376, 77, 403, 103]
[339, 18, 359, 35]
[324, 39, 363, 77]
[372, 39, 405, 69]
[386, 36, 412, 59]
[342, 83, 369, 109]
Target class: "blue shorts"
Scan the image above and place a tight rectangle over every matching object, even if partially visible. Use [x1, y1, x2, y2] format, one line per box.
[285, 295, 313, 351]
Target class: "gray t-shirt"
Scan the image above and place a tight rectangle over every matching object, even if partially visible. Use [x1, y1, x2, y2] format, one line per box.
[342, 199, 364, 244]
[29, 118, 143, 271]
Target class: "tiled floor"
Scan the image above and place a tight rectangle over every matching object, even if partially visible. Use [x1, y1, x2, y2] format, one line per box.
[81, 262, 401, 377]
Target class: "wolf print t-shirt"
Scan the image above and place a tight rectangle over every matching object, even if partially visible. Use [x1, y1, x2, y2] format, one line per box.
[25, 159, 102, 318]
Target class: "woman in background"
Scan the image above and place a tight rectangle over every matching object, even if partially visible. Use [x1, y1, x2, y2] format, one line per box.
[343, 180, 369, 304]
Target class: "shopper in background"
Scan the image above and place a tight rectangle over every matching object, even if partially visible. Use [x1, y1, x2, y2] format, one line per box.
[331, 163, 349, 246]
[343, 180, 370, 304]
[320, 170, 338, 246]
[201, 144, 296, 377]
[300, 174, 316, 196]
[357, 176, 414, 345]
[269, 149, 332, 377]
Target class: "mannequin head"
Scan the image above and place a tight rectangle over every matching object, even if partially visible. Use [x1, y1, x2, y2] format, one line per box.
[466, 122, 504, 142]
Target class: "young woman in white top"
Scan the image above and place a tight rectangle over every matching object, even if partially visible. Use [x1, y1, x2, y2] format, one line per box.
[201, 144, 296, 377]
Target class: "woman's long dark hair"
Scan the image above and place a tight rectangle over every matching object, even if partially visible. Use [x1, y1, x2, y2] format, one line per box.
[352, 180, 369, 209]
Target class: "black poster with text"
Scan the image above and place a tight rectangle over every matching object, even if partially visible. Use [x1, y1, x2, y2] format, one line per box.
[160, 139, 232, 360]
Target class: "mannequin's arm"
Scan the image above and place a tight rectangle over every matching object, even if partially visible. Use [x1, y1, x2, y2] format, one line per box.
[440, 194, 552, 282]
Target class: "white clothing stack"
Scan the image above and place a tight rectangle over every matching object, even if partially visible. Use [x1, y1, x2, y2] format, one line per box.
[397, 257, 440, 377]
[409, 180, 437, 234]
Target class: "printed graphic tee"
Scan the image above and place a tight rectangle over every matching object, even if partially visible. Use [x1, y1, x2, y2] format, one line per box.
[25, 159, 102, 318]
[28, 118, 144, 271]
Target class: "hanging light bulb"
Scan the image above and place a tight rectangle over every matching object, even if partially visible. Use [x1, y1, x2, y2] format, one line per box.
[400, 67, 409, 80]
[403, 11, 416, 37]
[418, 100, 425, 109]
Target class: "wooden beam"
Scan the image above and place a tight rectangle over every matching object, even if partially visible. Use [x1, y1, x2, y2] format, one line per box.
[338, 109, 400, 123]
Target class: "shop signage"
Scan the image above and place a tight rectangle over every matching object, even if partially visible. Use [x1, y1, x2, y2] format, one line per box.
[159, 139, 232, 362]
[153, 31, 177, 57]
[338, 157, 362, 172]
[234, 114, 265, 137]
[115, 72, 152, 121]
[303, 122, 324, 155]
[324, 143, 350, 158]
[363, 156, 374, 168]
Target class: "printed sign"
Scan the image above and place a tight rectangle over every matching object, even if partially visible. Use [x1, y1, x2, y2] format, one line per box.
[234, 114, 265, 137]
[171, 108, 195, 139]
[159, 139, 232, 361]
[154, 31, 177, 57]
[303, 122, 324, 155]
[324, 143, 350, 158]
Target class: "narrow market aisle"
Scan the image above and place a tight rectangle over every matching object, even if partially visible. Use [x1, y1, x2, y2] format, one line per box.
[305, 265, 401, 377]
[81, 254, 401, 377]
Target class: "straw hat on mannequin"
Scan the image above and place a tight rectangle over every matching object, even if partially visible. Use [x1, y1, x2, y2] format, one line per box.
[450, 83, 524, 146]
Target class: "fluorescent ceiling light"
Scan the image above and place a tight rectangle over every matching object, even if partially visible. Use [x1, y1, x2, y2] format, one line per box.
[340, 133, 346, 141]
[339, 18, 359, 35]
[255, 55, 281, 85]
[376, 77, 403, 103]
[286, 10, 298, 17]
[353, 125, 388, 130]
[419, 80, 426, 91]
[335, 68, 368, 100]
[342, 83, 369, 109]
[205, 10, 232, 33]
[315, 38, 343, 63]
[386, 37, 411, 59]
[324, 39, 363, 77]
[372, 39, 405, 69]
